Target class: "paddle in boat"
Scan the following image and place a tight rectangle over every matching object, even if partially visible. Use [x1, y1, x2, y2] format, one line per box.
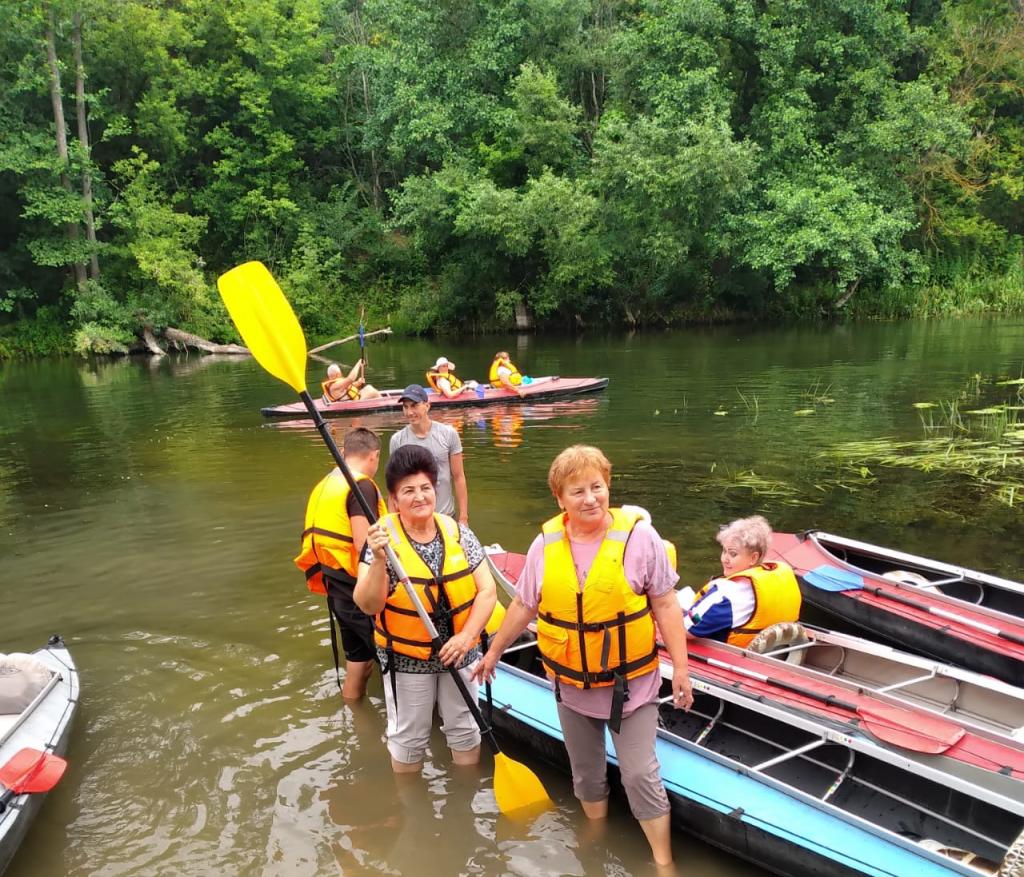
[484, 547, 1024, 876]
[0, 636, 77, 876]
[768, 531, 1024, 687]
[260, 375, 609, 419]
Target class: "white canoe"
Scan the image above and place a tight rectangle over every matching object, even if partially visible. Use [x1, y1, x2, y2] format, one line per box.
[0, 636, 78, 876]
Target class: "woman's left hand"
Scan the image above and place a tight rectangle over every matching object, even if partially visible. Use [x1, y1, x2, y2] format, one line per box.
[671, 667, 694, 711]
[438, 631, 475, 667]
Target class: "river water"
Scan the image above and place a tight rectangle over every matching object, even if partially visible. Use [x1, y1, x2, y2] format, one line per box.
[2, 318, 1023, 876]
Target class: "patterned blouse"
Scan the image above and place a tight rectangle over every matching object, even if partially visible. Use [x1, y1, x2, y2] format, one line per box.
[362, 522, 486, 674]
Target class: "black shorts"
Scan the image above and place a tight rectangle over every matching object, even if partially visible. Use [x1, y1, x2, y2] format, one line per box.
[329, 589, 377, 664]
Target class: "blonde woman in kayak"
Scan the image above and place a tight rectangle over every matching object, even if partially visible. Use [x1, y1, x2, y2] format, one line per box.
[473, 445, 692, 867]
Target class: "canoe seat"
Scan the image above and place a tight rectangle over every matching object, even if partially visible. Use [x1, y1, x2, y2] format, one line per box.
[0, 653, 53, 715]
[882, 569, 941, 593]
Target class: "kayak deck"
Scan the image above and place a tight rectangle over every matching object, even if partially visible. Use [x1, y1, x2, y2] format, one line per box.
[260, 375, 609, 418]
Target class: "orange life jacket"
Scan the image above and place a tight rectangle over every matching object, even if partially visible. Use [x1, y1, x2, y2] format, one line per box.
[372, 513, 479, 660]
[425, 369, 463, 393]
[294, 470, 386, 595]
[321, 379, 359, 403]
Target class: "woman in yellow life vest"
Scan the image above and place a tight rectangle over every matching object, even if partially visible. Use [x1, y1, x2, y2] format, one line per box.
[355, 445, 498, 774]
[488, 351, 524, 396]
[472, 445, 692, 867]
[424, 356, 471, 398]
[293, 427, 387, 700]
[680, 515, 802, 646]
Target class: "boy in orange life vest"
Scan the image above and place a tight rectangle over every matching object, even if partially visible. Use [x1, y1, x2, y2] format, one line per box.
[294, 427, 388, 699]
[680, 515, 801, 645]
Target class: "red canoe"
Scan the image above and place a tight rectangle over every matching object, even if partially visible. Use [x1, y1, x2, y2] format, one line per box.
[768, 531, 1024, 688]
[260, 375, 609, 418]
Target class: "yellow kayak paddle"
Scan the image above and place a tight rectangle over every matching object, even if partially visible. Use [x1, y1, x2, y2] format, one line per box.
[217, 260, 550, 818]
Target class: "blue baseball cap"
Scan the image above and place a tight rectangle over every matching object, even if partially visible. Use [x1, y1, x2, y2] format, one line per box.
[399, 384, 429, 403]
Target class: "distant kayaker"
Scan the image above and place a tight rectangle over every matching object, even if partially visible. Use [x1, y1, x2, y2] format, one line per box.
[680, 515, 802, 644]
[424, 356, 477, 398]
[294, 427, 387, 700]
[354, 444, 498, 774]
[389, 384, 469, 523]
[488, 351, 525, 397]
[322, 360, 381, 403]
[473, 445, 693, 867]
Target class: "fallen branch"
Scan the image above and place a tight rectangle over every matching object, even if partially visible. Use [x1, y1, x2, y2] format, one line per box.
[309, 326, 392, 355]
[164, 326, 249, 354]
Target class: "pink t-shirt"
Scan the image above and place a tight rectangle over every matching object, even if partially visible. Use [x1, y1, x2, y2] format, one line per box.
[515, 520, 679, 719]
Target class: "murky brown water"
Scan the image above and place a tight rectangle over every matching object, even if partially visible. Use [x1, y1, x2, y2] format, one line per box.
[3, 319, 1024, 876]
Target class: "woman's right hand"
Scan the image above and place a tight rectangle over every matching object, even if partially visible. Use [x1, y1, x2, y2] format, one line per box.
[365, 522, 390, 559]
[471, 647, 500, 685]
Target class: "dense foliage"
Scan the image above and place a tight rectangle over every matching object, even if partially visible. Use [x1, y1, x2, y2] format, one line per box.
[0, 0, 1021, 355]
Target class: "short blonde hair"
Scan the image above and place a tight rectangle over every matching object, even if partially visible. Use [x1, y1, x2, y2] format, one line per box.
[548, 445, 612, 497]
[716, 515, 772, 558]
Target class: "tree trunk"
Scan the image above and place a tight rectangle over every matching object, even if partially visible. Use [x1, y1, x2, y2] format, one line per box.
[141, 326, 166, 356]
[163, 327, 249, 354]
[72, 9, 99, 280]
[45, 6, 86, 289]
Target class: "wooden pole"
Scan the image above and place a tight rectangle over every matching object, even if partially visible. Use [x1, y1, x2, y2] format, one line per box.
[308, 327, 391, 355]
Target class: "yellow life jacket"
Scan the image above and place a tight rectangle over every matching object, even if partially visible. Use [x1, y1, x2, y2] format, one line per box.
[536, 508, 660, 691]
[294, 470, 386, 595]
[488, 356, 522, 388]
[321, 379, 359, 403]
[425, 369, 463, 393]
[694, 561, 802, 648]
[373, 513, 479, 660]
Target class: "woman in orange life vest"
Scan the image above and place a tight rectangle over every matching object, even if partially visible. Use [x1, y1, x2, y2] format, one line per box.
[473, 445, 693, 867]
[679, 516, 801, 644]
[424, 356, 478, 398]
[354, 444, 498, 774]
[293, 427, 387, 700]
[322, 360, 382, 403]
[488, 351, 524, 397]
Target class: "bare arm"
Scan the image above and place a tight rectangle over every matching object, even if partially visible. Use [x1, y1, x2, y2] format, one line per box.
[450, 451, 469, 524]
[354, 522, 390, 615]
[650, 590, 693, 710]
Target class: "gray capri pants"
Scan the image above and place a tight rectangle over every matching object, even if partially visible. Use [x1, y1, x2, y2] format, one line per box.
[383, 668, 481, 763]
[556, 701, 670, 821]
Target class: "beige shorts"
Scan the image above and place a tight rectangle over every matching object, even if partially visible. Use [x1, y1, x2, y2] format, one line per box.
[383, 668, 481, 764]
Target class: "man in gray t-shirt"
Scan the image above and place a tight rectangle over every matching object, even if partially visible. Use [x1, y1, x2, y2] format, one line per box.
[389, 384, 469, 522]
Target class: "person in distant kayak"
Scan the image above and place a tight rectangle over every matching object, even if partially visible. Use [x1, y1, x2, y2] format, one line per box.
[354, 444, 498, 774]
[473, 445, 693, 867]
[488, 351, 524, 397]
[424, 357, 477, 398]
[294, 427, 387, 700]
[322, 360, 381, 403]
[680, 515, 802, 645]
[390, 384, 469, 523]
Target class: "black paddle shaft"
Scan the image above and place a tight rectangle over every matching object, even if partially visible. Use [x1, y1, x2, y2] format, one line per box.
[299, 389, 502, 753]
[865, 586, 1024, 646]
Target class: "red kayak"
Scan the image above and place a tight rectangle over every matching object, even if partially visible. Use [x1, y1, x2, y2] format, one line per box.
[485, 548, 1024, 804]
[260, 375, 609, 418]
[768, 531, 1024, 687]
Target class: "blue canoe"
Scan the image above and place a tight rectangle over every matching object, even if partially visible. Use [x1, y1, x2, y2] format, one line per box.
[484, 639, 1024, 877]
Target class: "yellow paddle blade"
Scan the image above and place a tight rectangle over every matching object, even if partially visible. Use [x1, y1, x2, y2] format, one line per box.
[493, 751, 551, 818]
[484, 600, 506, 636]
[217, 261, 308, 393]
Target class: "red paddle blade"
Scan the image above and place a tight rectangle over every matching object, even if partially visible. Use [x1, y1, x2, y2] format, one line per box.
[0, 748, 68, 794]
[856, 704, 965, 754]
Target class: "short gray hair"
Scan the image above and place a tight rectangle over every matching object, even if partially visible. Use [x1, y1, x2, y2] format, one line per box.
[716, 515, 772, 559]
